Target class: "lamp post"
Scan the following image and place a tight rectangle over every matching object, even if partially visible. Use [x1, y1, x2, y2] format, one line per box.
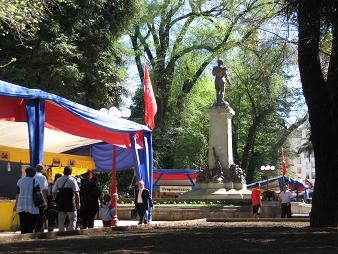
[260, 165, 275, 190]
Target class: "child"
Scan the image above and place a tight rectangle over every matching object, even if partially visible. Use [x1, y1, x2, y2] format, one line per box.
[100, 194, 115, 227]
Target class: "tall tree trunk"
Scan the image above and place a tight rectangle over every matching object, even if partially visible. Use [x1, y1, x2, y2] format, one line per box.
[241, 117, 261, 181]
[298, 0, 338, 227]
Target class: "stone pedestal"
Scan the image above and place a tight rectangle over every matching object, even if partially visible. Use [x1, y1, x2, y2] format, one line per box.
[208, 106, 235, 170]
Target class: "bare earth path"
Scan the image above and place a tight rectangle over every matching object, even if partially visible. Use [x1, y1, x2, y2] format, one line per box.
[1, 220, 338, 253]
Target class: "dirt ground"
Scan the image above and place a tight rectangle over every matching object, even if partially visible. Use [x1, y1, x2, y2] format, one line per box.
[1, 220, 338, 253]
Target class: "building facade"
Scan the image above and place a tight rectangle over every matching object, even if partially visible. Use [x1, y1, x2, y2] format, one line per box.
[287, 121, 315, 183]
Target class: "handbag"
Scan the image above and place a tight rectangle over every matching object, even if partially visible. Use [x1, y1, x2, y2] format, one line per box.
[32, 179, 45, 207]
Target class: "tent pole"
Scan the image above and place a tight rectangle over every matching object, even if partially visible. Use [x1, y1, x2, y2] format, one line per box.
[110, 145, 118, 226]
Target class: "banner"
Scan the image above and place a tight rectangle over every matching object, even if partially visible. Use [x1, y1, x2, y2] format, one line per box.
[143, 64, 157, 129]
[159, 186, 192, 193]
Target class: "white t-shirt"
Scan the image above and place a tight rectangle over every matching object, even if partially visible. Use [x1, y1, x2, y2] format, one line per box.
[34, 172, 48, 191]
[279, 190, 293, 203]
[52, 175, 80, 193]
[100, 202, 115, 221]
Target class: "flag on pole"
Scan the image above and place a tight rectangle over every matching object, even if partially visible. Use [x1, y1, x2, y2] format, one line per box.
[305, 179, 314, 189]
[143, 64, 157, 129]
[282, 146, 287, 176]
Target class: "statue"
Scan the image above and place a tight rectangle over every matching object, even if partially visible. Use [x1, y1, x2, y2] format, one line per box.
[212, 59, 230, 107]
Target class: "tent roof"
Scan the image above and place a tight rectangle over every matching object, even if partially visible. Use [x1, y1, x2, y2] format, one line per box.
[247, 176, 308, 191]
[0, 80, 151, 151]
[0, 121, 100, 153]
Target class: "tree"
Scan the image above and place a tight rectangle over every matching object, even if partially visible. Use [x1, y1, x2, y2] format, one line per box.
[283, 0, 338, 227]
[0, 0, 53, 40]
[0, 0, 140, 108]
[222, 34, 305, 182]
[130, 0, 280, 167]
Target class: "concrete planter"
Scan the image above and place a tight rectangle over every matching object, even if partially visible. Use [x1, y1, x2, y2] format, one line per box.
[261, 201, 280, 218]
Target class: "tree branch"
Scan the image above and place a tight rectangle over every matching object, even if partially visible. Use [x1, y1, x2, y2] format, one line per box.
[135, 26, 155, 67]
[130, 32, 144, 83]
[147, 23, 160, 55]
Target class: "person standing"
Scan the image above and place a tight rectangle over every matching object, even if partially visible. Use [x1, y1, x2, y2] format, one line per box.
[251, 183, 262, 218]
[46, 173, 62, 231]
[279, 184, 293, 218]
[13, 167, 40, 234]
[135, 180, 153, 224]
[100, 194, 115, 227]
[33, 164, 48, 232]
[79, 173, 102, 229]
[52, 166, 80, 231]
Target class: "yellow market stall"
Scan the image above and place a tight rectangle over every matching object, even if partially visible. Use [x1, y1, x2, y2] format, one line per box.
[0, 145, 95, 231]
[0, 145, 95, 180]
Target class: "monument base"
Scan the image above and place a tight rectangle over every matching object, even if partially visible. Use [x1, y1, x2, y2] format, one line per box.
[179, 182, 251, 200]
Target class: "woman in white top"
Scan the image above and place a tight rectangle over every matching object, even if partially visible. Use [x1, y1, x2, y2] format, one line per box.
[13, 166, 40, 234]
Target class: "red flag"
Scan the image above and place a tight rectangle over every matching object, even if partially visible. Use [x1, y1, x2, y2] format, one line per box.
[143, 64, 157, 129]
[282, 146, 287, 176]
[305, 179, 314, 189]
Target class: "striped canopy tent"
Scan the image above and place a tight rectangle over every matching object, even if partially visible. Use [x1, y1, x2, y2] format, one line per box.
[153, 169, 201, 187]
[0, 80, 153, 193]
[247, 176, 308, 192]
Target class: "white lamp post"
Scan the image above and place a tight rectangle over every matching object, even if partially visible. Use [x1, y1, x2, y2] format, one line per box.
[99, 106, 131, 119]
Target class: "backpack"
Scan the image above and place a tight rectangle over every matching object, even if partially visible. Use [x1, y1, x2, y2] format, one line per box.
[55, 178, 76, 212]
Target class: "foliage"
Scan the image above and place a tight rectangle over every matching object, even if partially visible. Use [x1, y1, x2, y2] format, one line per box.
[0, 0, 53, 40]
[0, 0, 140, 108]
[172, 77, 213, 169]
[96, 170, 135, 198]
[130, 0, 281, 168]
[223, 35, 305, 183]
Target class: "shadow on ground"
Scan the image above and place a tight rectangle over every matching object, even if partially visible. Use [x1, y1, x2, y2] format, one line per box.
[1, 222, 338, 253]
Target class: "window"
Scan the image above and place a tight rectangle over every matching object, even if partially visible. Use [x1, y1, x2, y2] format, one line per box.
[312, 172, 316, 179]
[297, 167, 302, 174]
[298, 158, 302, 164]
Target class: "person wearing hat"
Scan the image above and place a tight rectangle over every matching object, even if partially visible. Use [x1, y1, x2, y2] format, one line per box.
[13, 166, 40, 234]
[33, 164, 48, 232]
[52, 166, 80, 231]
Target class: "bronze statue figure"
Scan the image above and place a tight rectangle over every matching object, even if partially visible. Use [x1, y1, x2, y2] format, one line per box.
[212, 59, 230, 107]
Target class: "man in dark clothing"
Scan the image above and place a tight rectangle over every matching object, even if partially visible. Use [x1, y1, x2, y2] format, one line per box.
[135, 180, 153, 224]
[79, 174, 102, 229]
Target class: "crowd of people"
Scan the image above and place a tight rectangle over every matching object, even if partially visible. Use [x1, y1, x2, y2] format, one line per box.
[14, 165, 115, 234]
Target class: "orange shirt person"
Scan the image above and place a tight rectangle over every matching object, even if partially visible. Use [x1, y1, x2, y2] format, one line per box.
[251, 183, 262, 218]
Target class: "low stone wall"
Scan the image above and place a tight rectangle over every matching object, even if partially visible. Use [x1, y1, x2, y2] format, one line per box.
[117, 205, 251, 220]
[115, 202, 310, 221]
